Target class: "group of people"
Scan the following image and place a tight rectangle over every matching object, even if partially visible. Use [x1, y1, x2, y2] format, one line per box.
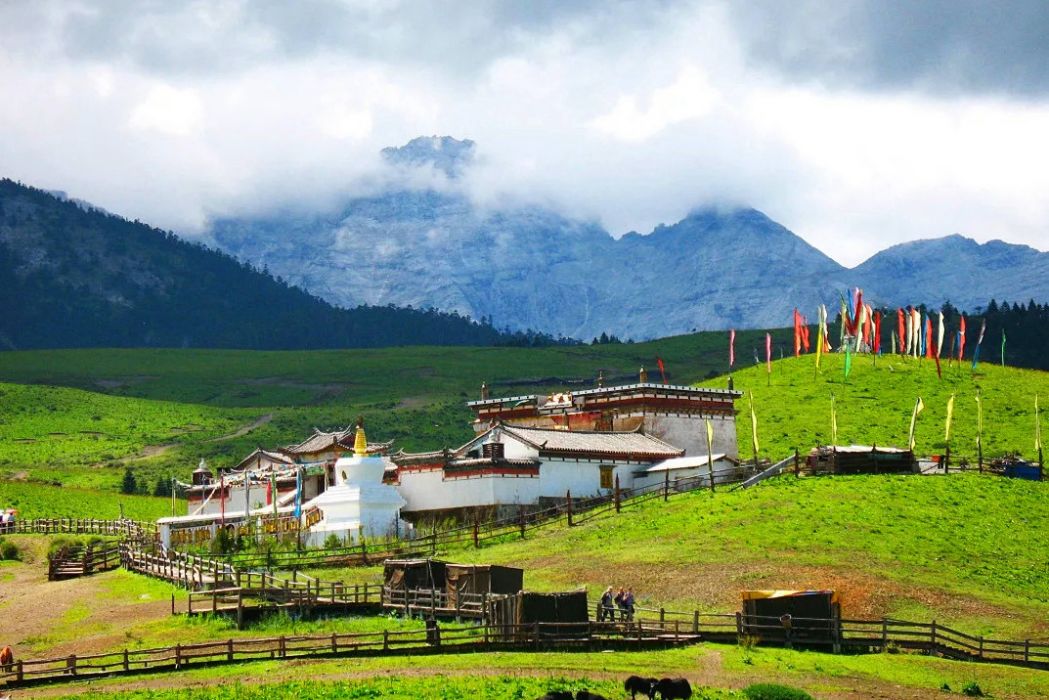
[598, 585, 636, 622]
[0, 508, 15, 533]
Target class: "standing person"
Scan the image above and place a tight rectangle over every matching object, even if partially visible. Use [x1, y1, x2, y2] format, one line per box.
[599, 586, 614, 622]
[623, 587, 636, 622]
[614, 587, 627, 621]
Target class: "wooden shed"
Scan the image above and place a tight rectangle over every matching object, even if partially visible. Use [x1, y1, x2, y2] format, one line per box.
[382, 558, 447, 607]
[741, 590, 840, 644]
[445, 563, 524, 609]
[489, 590, 589, 641]
[806, 445, 917, 475]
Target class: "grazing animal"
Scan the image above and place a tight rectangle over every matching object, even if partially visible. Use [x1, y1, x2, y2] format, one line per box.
[653, 677, 692, 700]
[537, 692, 574, 700]
[575, 692, 609, 700]
[624, 675, 658, 699]
[0, 645, 13, 671]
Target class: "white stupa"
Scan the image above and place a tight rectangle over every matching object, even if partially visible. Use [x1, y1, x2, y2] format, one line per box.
[303, 420, 407, 545]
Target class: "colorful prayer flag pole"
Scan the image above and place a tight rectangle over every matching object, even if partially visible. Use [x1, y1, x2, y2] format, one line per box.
[971, 319, 986, 369]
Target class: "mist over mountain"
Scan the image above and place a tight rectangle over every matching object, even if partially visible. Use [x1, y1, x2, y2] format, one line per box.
[207, 136, 1049, 339]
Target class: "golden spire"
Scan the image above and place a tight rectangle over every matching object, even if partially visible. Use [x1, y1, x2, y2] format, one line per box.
[353, 416, 367, 457]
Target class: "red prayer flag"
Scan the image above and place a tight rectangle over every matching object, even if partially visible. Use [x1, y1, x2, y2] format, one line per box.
[766, 332, 772, 373]
[801, 319, 811, 352]
[729, 329, 736, 367]
[958, 315, 967, 360]
[896, 309, 905, 355]
[657, 357, 667, 384]
[793, 308, 802, 357]
[925, 318, 934, 359]
[873, 312, 882, 353]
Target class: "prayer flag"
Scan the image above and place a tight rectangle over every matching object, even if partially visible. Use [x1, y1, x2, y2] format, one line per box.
[705, 419, 715, 488]
[766, 333, 772, 375]
[975, 392, 983, 450]
[844, 343, 852, 381]
[873, 312, 882, 354]
[294, 468, 302, 518]
[657, 357, 667, 384]
[945, 393, 955, 442]
[971, 319, 986, 369]
[831, 395, 838, 445]
[1001, 329, 1007, 367]
[793, 308, 802, 357]
[897, 309, 906, 355]
[958, 315, 967, 360]
[906, 396, 923, 451]
[749, 392, 760, 456]
[924, 316, 933, 359]
[729, 329, 736, 368]
[1036, 396, 1042, 453]
[815, 305, 827, 369]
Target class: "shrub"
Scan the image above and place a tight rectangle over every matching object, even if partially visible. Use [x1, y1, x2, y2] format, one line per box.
[0, 537, 19, 560]
[962, 681, 985, 697]
[743, 684, 815, 700]
[323, 533, 344, 549]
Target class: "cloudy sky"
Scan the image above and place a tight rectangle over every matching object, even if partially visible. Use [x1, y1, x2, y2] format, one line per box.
[2, 0, 1048, 266]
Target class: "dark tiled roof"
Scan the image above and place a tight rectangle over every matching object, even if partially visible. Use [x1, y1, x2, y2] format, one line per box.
[500, 424, 683, 459]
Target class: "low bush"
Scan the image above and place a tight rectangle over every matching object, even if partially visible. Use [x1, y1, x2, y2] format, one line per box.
[743, 683, 815, 700]
[0, 537, 19, 560]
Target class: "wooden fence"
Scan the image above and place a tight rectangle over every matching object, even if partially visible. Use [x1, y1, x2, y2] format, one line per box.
[381, 585, 489, 620]
[48, 542, 122, 580]
[11, 518, 156, 540]
[3, 613, 1047, 688]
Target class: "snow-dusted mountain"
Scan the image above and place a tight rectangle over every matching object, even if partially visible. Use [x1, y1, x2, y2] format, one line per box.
[207, 137, 1049, 338]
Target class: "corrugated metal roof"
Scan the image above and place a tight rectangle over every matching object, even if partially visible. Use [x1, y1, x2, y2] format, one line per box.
[500, 425, 683, 458]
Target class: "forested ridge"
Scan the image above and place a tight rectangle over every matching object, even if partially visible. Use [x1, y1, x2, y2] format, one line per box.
[0, 179, 561, 350]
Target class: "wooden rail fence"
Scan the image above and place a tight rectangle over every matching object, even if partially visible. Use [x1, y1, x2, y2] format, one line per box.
[3, 614, 1047, 688]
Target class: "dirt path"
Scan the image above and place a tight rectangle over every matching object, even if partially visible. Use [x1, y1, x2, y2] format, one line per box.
[207, 413, 274, 443]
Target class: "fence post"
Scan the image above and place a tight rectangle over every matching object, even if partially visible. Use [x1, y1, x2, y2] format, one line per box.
[693, 610, 699, 635]
[172, 593, 176, 615]
[332, 632, 338, 654]
[978, 636, 984, 659]
[123, 648, 130, 672]
[227, 638, 234, 662]
[881, 617, 888, 650]
[279, 635, 286, 658]
[519, 506, 526, 539]
[664, 469, 669, 501]
[794, 448, 800, 477]
[16, 660, 23, 683]
[566, 490, 573, 527]
[473, 519, 479, 548]
[174, 644, 181, 669]
[1025, 639, 1031, 663]
[931, 620, 937, 647]
[615, 474, 621, 513]
[67, 655, 77, 676]
[659, 607, 665, 630]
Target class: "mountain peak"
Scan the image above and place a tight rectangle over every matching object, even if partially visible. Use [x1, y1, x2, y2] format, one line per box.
[380, 135, 476, 178]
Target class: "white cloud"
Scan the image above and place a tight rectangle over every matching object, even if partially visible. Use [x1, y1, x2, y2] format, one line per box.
[128, 84, 203, 136]
[0, 0, 1047, 267]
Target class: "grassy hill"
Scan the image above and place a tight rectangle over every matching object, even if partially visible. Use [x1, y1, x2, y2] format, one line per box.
[729, 352, 1047, 464]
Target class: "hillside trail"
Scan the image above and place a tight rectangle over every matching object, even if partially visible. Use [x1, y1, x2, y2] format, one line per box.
[0, 553, 94, 656]
[207, 413, 274, 442]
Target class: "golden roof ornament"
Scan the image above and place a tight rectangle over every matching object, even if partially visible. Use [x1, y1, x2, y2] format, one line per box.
[353, 417, 367, 457]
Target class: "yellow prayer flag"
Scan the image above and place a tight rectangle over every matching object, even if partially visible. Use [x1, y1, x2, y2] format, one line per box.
[749, 392, 760, 456]
[945, 393, 955, 442]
